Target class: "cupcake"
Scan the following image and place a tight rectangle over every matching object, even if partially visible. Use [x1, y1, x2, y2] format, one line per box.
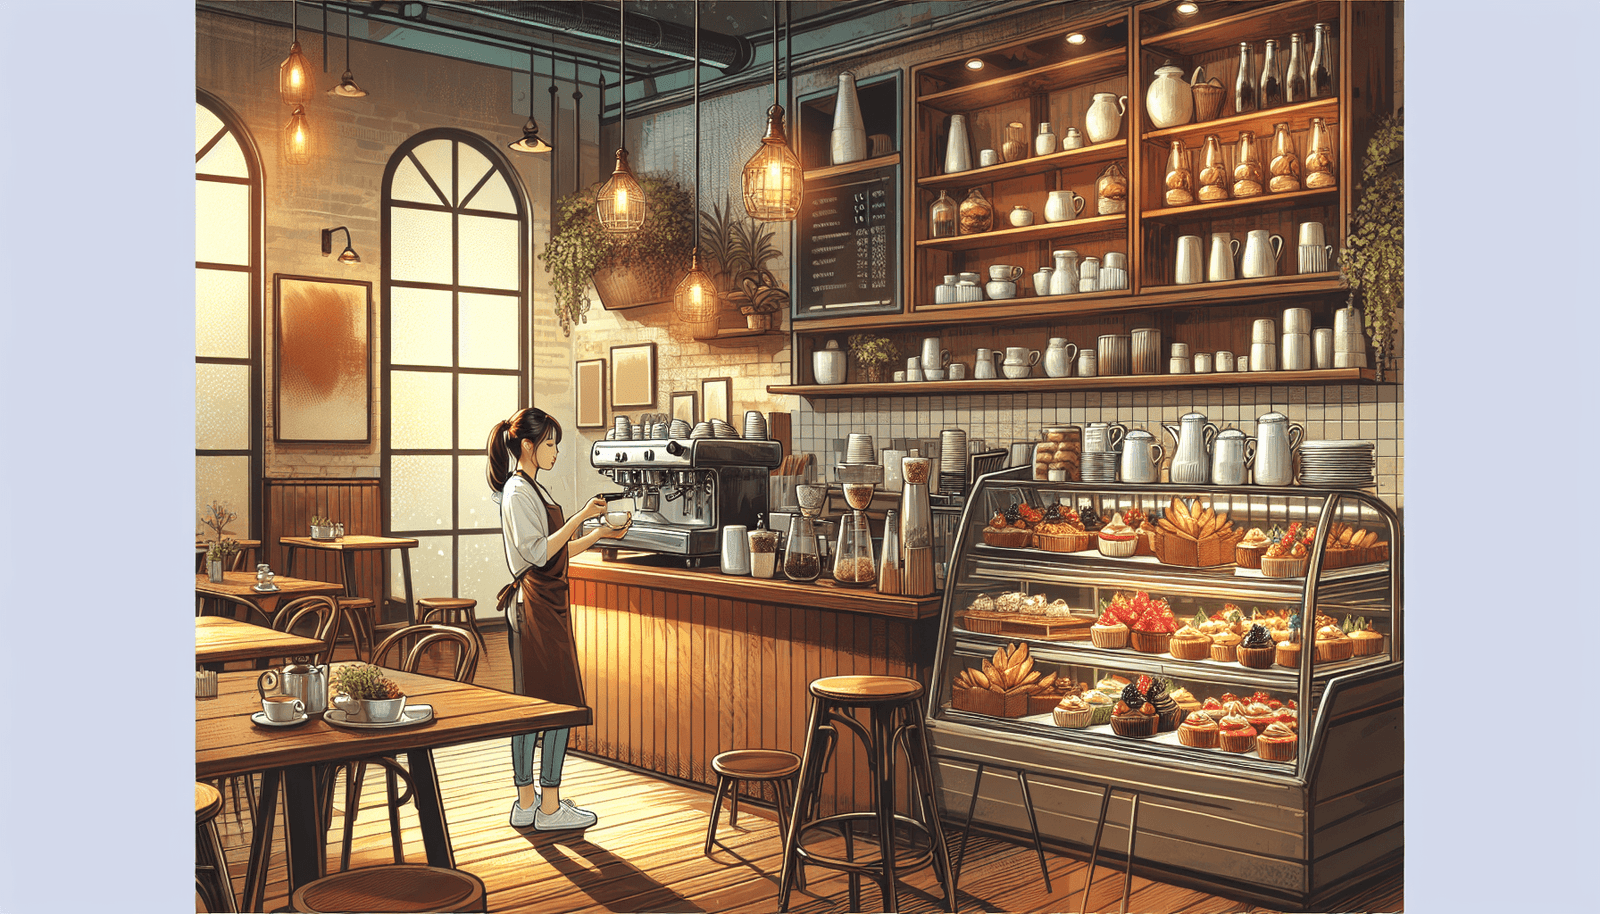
[1110, 699, 1159, 738]
[1095, 674, 1130, 696]
[1242, 702, 1278, 731]
[1090, 609, 1131, 649]
[1314, 624, 1355, 663]
[1096, 513, 1139, 558]
[1124, 507, 1156, 556]
[1209, 630, 1242, 663]
[1177, 711, 1220, 748]
[1200, 696, 1228, 721]
[1275, 639, 1303, 668]
[1082, 689, 1116, 725]
[1237, 624, 1276, 669]
[1349, 621, 1385, 656]
[1135, 677, 1183, 732]
[1255, 722, 1298, 761]
[1052, 695, 1094, 729]
[1168, 624, 1212, 661]
[1260, 537, 1311, 578]
[1235, 527, 1271, 568]
[1275, 708, 1300, 732]
[1217, 714, 1257, 753]
[1128, 592, 1178, 654]
[1169, 687, 1201, 716]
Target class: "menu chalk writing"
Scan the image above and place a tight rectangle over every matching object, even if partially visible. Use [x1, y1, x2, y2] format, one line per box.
[795, 163, 898, 317]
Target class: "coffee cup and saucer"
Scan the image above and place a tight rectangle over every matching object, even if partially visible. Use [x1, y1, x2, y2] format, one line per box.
[252, 695, 310, 728]
[603, 510, 632, 529]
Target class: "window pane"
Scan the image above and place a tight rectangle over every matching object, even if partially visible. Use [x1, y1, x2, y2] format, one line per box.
[465, 170, 516, 215]
[196, 180, 248, 266]
[458, 292, 518, 370]
[459, 214, 518, 291]
[196, 104, 223, 157]
[395, 534, 453, 607]
[390, 286, 452, 367]
[390, 207, 453, 285]
[458, 532, 510, 622]
[198, 130, 247, 179]
[390, 455, 452, 532]
[457, 455, 498, 529]
[457, 373, 519, 451]
[389, 370, 452, 449]
[412, 139, 455, 202]
[391, 155, 444, 205]
[196, 455, 251, 540]
[457, 143, 493, 208]
[196, 268, 249, 359]
[196, 363, 250, 450]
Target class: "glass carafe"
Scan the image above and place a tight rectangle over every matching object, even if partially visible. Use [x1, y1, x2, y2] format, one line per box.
[1164, 140, 1194, 207]
[1305, 117, 1336, 188]
[833, 513, 876, 586]
[929, 189, 957, 238]
[1232, 130, 1264, 198]
[958, 187, 994, 234]
[1268, 122, 1302, 193]
[784, 484, 828, 582]
[1198, 134, 1229, 201]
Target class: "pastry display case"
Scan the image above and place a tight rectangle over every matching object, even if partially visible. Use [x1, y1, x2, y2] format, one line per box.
[925, 467, 1402, 907]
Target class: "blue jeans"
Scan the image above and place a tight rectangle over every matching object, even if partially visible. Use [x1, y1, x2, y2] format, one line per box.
[511, 728, 568, 788]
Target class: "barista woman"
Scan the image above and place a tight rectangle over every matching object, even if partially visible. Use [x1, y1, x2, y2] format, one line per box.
[488, 407, 628, 831]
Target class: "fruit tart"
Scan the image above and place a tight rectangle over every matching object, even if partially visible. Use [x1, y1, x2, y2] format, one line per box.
[1255, 721, 1298, 761]
[1110, 698, 1159, 738]
[981, 503, 1033, 548]
[1052, 695, 1094, 729]
[1090, 608, 1131, 649]
[1096, 512, 1139, 558]
[1234, 527, 1271, 569]
[1032, 503, 1094, 552]
[1127, 593, 1178, 654]
[1217, 713, 1258, 753]
[1237, 623, 1276, 669]
[1177, 710, 1220, 748]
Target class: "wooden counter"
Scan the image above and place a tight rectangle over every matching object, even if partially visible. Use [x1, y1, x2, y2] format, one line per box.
[566, 551, 943, 818]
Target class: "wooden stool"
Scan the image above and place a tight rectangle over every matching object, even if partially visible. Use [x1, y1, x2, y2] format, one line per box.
[705, 749, 801, 855]
[336, 597, 376, 661]
[289, 865, 486, 913]
[777, 675, 956, 914]
[417, 598, 485, 654]
[195, 782, 238, 913]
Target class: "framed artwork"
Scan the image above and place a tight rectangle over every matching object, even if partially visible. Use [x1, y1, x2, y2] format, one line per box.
[669, 392, 697, 426]
[575, 359, 606, 428]
[273, 274, 372, 443]
[609, 342, 657, 409]
[701, 377, 732, 426]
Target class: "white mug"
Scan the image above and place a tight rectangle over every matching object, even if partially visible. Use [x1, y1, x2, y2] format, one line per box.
[1299, 243, 1335, 274]
[974, 348, 1000, 379]
[1313, 329, 1334, 369]
[979, 148, 999, 167]
[1298, 221, 1327, 247]
[261, 695, 306, 722]
[1215, 350, 1236, 371]
[720, 525, 751, 575]
[949, 362, 968, 380]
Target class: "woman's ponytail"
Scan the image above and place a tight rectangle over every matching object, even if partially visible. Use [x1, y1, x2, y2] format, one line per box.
[486, 408, 564, 494]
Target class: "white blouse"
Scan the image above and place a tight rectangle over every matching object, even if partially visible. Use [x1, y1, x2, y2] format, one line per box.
[496, 474, 554, 577]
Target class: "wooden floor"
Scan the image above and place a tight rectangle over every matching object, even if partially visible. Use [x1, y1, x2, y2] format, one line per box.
[204, 628, 1403, 913]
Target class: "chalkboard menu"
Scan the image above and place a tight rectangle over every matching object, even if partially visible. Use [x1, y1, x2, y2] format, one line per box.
[793, 163, 900, 319]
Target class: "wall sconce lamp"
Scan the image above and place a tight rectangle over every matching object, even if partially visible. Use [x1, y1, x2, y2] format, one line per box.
[321, 226, 361, 264]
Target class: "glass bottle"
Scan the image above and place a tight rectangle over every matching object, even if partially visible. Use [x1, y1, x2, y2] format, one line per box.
[1268, 122, 1302, 193]
[1259, 39, 1283, 109]
[1163, 140, 1194, 207]
[1232, 130, 1264, 198]
[1198, 134, 1229, 202]
[1095, 161, 1129, 214]
[1234, 42, 1257, 115]
[1309, 23, 1334, 99]
[783, 484, 827, 582]
[1304, 117, 1337, 188]
[929, 190, 957, 238]
[1285, 33, 1308, 104]
[877, 508, 902, 595]
[957, 187, 994, 234]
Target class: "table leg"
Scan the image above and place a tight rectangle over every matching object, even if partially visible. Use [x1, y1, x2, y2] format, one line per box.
[400, 547, 416, 626]
[341, 551, 359, 599]
[242, 770, 280, 913]
[285, 545, 299, 578]
[405, 747, 454, 868]
[282, 764, 326, 894]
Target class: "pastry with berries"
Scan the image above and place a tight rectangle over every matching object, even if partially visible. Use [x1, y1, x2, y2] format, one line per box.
[1260, 523, 1311, 577]
[1090, 607, 1131, 649]
[1123, 675, 1183, 732]
[1110, 697, 1160, 738]
[1127, 592, 1178, 654]
[1217, 713, 1258, 753]
[1075, 503, 1104, 532]
[981, 503, 1032, 548]
[1177, 711, 1220, 748]
[1237, 623, 1277, 669]
[1032, 503, 1094, 552]
[1096, 512, 1140, 558]
[1122, 507, 1157, 556]
[1255, 721, 1298, 761]
[1200, 696, 1229, 721]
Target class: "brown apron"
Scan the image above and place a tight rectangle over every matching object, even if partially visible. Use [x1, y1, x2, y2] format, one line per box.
[495, 476, 590, 716]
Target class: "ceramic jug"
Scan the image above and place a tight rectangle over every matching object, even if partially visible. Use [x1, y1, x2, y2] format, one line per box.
[1043, 338, 1078, 378]
[1050, 250, 1080, 296]
[1119, 430, 1164, 484]
[1211, 428, 1257, 486]
[1002, 346, 1041, 379]
[1082, 422, 1126, 454]
[1164, 412, 1219, 484]
[1241, 230, 1285, 279]
[1032, 266, 1053, 296]
[974, 348, 1002, 380]
[1085, 92, 1128, 144]
[1253, 411, 1304, 486]
[1146, 63, 1202, 129]
[1045, 190, 1086, 223]
[1209, 233, 1240, 282]
[830, 72, 868, 165]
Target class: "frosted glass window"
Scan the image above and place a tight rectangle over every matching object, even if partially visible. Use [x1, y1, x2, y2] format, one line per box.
[412, 140, 455, 201]
[390, 455, 453, 532]
[457, 373, 519, 450]
[457, 455, 498, 530]
[458, 215, 518, 290]
[458, 292, 518, 369]
[458, 532, 511, 621]
[196, 105, 223, 157]
[391, 156, 445, 205]
[196, 455, 251, 539]
[389, 370, 452, 449]
[457, 144, 493, 206]
[196, 269, 249, 359]
[395, 534, 453, 605]
[390, 207, 454, 284]
[464, 170, 516, 215]
[196, 181, 248, 266]
[389, 286, 453, 367]
[198, 133, 247, 179]
[196, 363, 250, 450]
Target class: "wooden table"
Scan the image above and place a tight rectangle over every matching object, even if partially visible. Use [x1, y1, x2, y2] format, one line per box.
[197, 668, 590, 909]
[195, 572, 345, 622]
[195, 616, 324, 665]
[280, 535, 419, 625]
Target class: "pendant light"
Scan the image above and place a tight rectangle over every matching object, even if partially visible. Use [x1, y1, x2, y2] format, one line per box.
[742, 0, 802, 221]
[328, 4, 368, 98]
[597, 1, 646, 233]
[284, 105, 312, 164]
[509, 47, 552, 154]
[674, 3, 716, 332]
[279, 1, 314, 104]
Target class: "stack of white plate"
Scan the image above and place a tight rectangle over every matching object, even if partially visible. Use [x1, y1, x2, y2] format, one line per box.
[712, 419, 740, 438]
[844, 433, 876, 463]
[690, 422, 714, 439]
[939, 429, 968, 491]
[743, 411, 768, 440]
[669, 419, 692, 439]
[1298, 440, 1377, 487]
[1080, 451, 1119, 483]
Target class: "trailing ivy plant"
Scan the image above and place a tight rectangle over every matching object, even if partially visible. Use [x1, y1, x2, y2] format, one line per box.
[539, 173, 694, 336]
[1337, 114, 1403, 379]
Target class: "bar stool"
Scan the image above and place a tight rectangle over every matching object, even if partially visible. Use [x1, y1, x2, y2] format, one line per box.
[195, 782, 238, 912]
[335, 597, 376, 661]
[704, 748, 801, 854]
[1080, 785, 1142, 914]
[777, 675, 956, 914]
[417, 597, 485, 654]
[288, 865, 487, 913]
[952, 760, 1052, 893]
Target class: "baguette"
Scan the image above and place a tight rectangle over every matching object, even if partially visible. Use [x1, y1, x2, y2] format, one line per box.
[970, 668, 991, 690]
[982, 659, 999, 684]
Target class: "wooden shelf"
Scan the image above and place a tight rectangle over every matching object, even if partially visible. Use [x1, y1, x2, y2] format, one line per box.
[1138, 272, 1342, 297]
[916, 141, 1126, 191]
[1140, 186, 1337, 222]
[917, 46, 1127, 114]
[770, 368, 1377, 399]
[803, 153, 900, 182]
[694, 327, 783, 347]
[917, 214, 1126, 253]
[1141, 0, 1330, 57]
[1140, 97, 1340, 146]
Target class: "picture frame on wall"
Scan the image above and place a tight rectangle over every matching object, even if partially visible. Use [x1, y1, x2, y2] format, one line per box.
[272, 274, 372, 443]
[701, 377, 732, 426]
[575, 359, 606, 428]
[669, 391, 697, 426]
[609, 342, 657, 410]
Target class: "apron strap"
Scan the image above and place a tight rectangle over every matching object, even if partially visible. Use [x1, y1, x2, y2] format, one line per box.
[494, 571, 528, 615]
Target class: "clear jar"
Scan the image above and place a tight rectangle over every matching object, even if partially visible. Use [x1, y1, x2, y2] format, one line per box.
[1232, 130, 1264, 198]
[1096, 161, 1128, 214]
[832, 513, 876, 586]
[1164, 140, 1194, 206]
[929, 189, 957, 238]
[957, 187, 993, 234]
[1269, 122, 1302, 193]
[1198, 134, 1229, 202]
[1304, 117, 1336, 188]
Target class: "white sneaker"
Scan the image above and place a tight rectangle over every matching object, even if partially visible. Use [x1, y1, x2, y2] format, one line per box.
[534, 800, 598, 832]
[509, 794, 540, 828]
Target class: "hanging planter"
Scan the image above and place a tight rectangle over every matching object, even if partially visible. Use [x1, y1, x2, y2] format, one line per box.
[1337, 114, 1403, 382]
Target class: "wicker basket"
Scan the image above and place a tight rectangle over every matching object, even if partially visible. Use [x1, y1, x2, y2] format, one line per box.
[1155, 527, 1245, 567]
[951, 687, 1030, 718]
[1130, 629, 1173, 654]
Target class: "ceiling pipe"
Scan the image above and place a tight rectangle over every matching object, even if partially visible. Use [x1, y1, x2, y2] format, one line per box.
[427, 1, 754, 72]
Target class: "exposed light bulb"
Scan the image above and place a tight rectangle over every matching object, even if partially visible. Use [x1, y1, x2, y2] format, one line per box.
[1066, 33, 1087, 45]
[1177, 2, 1200, 14]
[965, 58, 984, 71]
[615, 186, 629, 210]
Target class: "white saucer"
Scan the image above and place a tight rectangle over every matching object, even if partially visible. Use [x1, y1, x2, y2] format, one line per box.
[323, 704, 434, 730]
[252, 584, 281, 592]
[251, 710, 310, 727]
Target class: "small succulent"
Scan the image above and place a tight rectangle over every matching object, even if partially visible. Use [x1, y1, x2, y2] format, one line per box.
[205, 538, 240, 564]
[329, 663, 402, 701]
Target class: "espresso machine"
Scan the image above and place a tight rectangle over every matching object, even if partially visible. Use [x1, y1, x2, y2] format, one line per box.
[588, 437, 782, 566]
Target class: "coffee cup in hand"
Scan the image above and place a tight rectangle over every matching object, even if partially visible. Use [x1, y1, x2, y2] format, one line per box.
[262, 695, 305, 722]
[604, 510, 631, 529]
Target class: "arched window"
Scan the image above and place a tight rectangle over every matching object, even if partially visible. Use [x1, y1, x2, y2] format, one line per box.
[382, 130, 529, 612]
[195, 90, 262, 541]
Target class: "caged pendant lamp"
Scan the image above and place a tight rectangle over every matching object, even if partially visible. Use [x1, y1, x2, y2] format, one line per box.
[279, 1, 314, 104]
[597, 1, 646, 233]
[328, 4, 368, 98]
[284, 104, 312, 164]
[509, 47, 552, 154]
[674, 2, 717, 337]
[742, 0, 802, 221]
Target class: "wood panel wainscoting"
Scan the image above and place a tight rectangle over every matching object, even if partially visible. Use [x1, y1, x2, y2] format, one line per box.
[264, 478, 388, 615]
[567, 552, 943, 821]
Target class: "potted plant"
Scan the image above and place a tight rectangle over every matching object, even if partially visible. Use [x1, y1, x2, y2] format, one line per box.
[848, 333, 897, 384]
[1337, 114, 1403, 382]
[539, 173, 694, 335]
[309, 515, 339, 540]
[328, 663, 408, 723]
[699, 197, 790, 334]
[205, 539, 239, 583]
